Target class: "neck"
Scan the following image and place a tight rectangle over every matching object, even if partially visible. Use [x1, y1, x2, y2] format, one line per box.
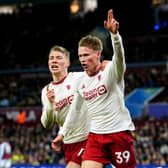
[52, 71, 68, 82]
[87, 63, 101, 76]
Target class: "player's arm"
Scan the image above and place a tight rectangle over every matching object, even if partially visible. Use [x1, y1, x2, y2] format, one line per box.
[104, 9, 125, 82]
[41, 86, 55, 129]
[59, 91, 83, 137]
[51, 126, 63, 152]
[50, 91, 83, 149]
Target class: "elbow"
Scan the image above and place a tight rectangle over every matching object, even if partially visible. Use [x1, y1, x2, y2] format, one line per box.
[41, 118, 47, 128]
[41, 117, 52, 129]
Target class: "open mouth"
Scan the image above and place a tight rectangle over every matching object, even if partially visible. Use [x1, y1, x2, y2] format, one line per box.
[81, 64, 87, 69]
[51, 65, 59, 70]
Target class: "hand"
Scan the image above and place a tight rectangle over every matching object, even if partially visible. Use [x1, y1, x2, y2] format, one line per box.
[46, 89, 55, 103]
[51, 134, 64, 152]
[104, 9, 119, 34]
[101, 60, 110, 71]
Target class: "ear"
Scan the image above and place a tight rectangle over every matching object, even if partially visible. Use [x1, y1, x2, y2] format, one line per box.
[97, 51, 101, 60]
[67, 60, 70, 67]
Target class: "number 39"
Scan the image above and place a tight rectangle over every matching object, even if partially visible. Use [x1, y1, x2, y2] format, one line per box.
[115, 151, 130, 163]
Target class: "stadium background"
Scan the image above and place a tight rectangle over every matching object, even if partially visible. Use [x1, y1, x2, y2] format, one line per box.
[0, 0, 168, 167]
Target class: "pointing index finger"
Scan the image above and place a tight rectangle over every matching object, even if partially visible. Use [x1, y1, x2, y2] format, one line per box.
[108, 9, 113, 22]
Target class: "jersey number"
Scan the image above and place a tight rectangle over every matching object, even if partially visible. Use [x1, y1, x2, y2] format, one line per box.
[77, 148, 85, 156]
[115, 151, 130, 163]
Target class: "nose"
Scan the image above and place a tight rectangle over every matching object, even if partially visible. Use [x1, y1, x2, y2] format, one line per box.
[52, 58, 58, 63]
[79, 56, 86, 63]
[52, 60, 57, 63]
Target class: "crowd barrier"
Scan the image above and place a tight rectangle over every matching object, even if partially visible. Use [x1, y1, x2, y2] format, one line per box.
[11, 164, 168, 168]
[148, 103, 168, 119]
[125, 87, 164, 119]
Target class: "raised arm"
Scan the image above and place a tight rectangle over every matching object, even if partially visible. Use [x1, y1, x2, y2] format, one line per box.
[104, 9, 125, 82]
[104, 9, 119, 34]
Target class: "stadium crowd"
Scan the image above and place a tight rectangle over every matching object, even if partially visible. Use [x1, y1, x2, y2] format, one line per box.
[0, 64, 168, 108]
[135, 119, 168, 165]
[0, 117, 168, 165]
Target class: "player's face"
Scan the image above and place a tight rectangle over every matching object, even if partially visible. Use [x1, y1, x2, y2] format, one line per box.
[48, 50, 69, 75]
[78, 46, 101, 75]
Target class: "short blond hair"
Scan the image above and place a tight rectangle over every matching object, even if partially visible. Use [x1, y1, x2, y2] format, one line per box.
[78, 35, 103, 52]
[49, 45, 70, 60]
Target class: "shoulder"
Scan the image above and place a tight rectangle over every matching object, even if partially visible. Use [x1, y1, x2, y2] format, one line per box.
[101, 61, 112, 72]
[68, 72, 85, 80]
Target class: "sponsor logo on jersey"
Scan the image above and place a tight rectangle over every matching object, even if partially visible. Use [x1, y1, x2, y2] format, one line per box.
[55, 95, 74, 111]
[83, 85, 107, 100]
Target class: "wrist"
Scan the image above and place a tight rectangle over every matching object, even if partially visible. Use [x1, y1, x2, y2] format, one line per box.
[58, 133, 64, 139]
[110, 31, 120, 42]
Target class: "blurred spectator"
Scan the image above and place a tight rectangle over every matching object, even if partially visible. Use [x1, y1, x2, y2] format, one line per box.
[0, 132, 12, 168]
[11, 147, 25, 164]
[16, 110, 26, 125]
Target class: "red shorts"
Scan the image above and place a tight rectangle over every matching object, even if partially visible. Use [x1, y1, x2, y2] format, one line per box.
[83, 131, 136, 168]
[63, 139, 87, 165]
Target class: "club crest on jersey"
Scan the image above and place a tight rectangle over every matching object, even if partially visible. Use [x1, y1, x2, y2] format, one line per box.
[98, 75, 101, 81]
[66, 85, 71, 90]
[81, 84, 85, 89]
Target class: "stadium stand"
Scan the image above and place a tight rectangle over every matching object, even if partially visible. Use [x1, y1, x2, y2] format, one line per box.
[0, 0, 168, 167]
[0, 63, 168, 167]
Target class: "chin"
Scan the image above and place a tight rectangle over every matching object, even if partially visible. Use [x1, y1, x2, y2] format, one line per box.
[53, 71, 59, 74]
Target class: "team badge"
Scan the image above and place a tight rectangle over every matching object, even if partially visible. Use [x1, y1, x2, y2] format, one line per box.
[66, 85, 71, 90]
[98, 75, 101, 81]
[81, 84, 85, 89]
